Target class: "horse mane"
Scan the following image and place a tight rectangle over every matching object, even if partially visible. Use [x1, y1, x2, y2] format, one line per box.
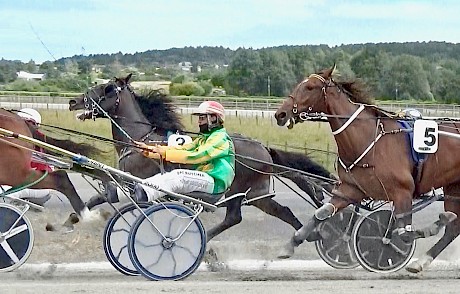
[133, 90, 184, 133]
[319, 67, 373, 105]
[335, 79, 374, 105]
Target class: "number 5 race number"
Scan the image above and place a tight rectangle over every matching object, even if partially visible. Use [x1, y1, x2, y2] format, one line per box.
[413, 120, 438, 153]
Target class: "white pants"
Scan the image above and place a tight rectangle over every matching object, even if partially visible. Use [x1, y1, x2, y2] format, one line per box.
[141, 169, 214, 202]
[1, 185, 52, 200]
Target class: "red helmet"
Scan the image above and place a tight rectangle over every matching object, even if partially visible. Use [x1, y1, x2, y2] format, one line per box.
[193, 101, 225, 121]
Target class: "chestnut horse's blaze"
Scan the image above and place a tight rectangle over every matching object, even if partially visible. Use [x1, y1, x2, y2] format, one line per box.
[275, 65, 460, 273]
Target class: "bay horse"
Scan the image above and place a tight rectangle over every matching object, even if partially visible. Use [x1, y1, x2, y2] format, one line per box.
[0, 109, 109, 228]
[68, 74, 336, 242]
[275, 64, 460, 273]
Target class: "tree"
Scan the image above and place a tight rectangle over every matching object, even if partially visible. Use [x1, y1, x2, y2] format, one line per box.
[211, 72, 226, 88]
[258, 49, 296, 96]
[24, 60, 37, 73]
[287, 47, 315, 81]
[77, 59, 92, 75]
[39, 61, 60, 79]
[350, 48, 391, 96]
[226, 48, 263, 96]
[381, 55, 433, 100]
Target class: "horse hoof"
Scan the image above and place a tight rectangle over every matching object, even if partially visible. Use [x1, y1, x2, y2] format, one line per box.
[439, 212, 457, 225]
[277, 241, 295, 259]
[406, 255, 433, 273]
[405, 260, 422, 273]
[45, 223, 55, 231]
[203, 248, 227, 272]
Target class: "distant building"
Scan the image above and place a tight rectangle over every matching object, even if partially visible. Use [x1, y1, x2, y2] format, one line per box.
[178, 61, 192, 71]
[16, 71, 45, 81]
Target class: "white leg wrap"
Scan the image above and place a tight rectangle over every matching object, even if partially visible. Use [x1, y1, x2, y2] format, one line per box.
[314, 203, 337, 220]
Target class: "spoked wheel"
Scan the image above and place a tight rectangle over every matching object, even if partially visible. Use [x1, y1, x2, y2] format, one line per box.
[352, 209, 416, 273]
[103, 202, 151, 276]
[315, 207, 360, 269]
[0, 203, 34, 272]
[128, 202, 206, 281]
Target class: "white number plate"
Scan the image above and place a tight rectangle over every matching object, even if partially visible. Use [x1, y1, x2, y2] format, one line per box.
[167, 134, 192, 146]
[413, 120, 438, 153]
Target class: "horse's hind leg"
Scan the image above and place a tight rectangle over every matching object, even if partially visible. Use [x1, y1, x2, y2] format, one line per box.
[406, 195, 460, 273]
[206, 198, 243, 242]
[29, 170, 86, 214]
[250, 197, 302, 230]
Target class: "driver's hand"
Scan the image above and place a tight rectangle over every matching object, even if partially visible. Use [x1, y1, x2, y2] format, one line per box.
[134, 141, 165, 158]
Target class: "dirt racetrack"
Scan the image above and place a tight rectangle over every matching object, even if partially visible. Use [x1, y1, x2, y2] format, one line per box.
[2, 174, 460, 293]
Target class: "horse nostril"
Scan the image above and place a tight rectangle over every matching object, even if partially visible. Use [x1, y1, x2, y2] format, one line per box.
[69, 100, 76, 106]
[278, 112, 286, 120]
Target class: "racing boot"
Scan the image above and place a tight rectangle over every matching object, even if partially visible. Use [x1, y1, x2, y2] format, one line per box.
[105, 181, 119, 203]
[134, 183, 148, 202]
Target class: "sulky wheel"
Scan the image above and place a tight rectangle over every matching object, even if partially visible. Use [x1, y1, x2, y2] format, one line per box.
[315, 206, 360, 269]
[352, 209, 416, 273]
[0, 203, 34, 272]
[103, 202, 151, 276]
[128, 202, 206, 281]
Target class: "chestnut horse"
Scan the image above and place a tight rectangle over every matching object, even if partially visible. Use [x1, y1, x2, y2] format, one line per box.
[275, 65, 460, 273]
[0, 109, 109, 226]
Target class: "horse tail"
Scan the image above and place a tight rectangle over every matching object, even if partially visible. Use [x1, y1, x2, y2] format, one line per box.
[267, 147, 335, 207]
[267, 147, 332, 179]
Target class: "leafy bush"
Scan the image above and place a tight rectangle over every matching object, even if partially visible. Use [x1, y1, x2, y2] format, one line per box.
[198, 80, 213, 96]
[170, 82, 205, 96]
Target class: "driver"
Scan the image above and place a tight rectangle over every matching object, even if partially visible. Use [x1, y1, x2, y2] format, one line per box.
[134, 101, 235, 202]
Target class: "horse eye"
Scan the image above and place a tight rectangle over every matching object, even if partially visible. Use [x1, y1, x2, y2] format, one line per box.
[104, 85, 115, 96]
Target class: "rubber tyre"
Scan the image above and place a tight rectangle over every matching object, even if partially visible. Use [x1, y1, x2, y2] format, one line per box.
[103, 202, 151, 276]
[128, 202, 206, 281]
[0, 203, 34, 272]
[352, 209, 416, 273]
[315, 207, 360, 269]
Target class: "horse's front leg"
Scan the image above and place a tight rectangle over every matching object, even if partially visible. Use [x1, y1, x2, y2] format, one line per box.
[391, 193, 415, 244]
[277, 192, 351, 259]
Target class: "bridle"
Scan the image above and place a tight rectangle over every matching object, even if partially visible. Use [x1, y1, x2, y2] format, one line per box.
[82, 81, 137, 142]
[288, 74, 367, 136]
[83, 81, 126, 120]
[289, 73, 337, 121]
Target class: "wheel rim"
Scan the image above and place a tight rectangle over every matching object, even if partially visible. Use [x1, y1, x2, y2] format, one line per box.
[352, 209, 416, 273]
[103, 202, 150, 276]
[128, 202, 206, 281]
[315, 207, 359, 269]
[0, 203, 34, 272]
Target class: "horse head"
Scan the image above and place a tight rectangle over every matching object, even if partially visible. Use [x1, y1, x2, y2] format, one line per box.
[275, 65, 337, 128]
[69, 74, 133, 120]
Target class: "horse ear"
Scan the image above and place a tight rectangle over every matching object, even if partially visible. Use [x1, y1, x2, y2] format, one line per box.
[125, 73, 132, 84]
[331, 63, 337, 75]
[323, 64, 336, 78]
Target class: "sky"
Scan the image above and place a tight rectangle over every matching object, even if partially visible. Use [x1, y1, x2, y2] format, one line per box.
[1, 0, 459, 63]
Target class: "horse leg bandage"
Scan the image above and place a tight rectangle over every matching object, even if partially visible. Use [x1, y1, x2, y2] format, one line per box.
[314, 203, 336, 220]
